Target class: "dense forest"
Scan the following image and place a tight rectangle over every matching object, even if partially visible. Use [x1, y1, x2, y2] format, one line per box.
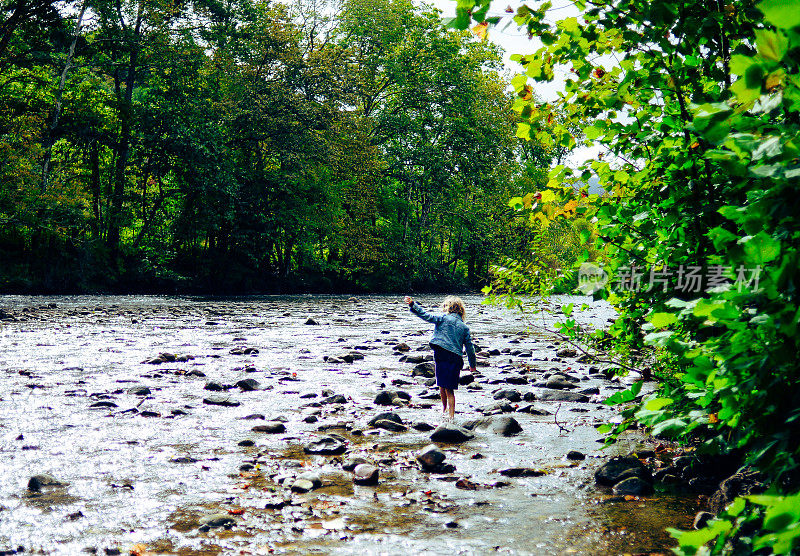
[0, 0, 561, 293]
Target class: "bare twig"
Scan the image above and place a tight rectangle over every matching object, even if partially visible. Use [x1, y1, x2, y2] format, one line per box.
[553, 403, 571, 435]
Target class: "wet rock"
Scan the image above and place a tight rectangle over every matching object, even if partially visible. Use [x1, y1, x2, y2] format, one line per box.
[479, 401, 514, 415]
[242, 413, 265, 420]
[320, 394, 348, 405]
[693, 511, 715, 530]
[459, 373, 475, 385]
[394, 343, 411, 352]
[566, 450, 586, 461]
[556, 348, 578, 358]
[27, 474, 68, 492]
[353, 464, 379, 485]
[252, 422, 286, 434]
[304, 318, 318, 325]
[238, 440, 255, 447]
[417, 390, 441, 400]
[522, 391, 537, 402]
[536, 389, 590, 403]
[545, 375, 578, 390]
[595, 456, 652, 486]
[613, 477, 654, 496]
[499, 467, 547, 477]
[296, 472, 322, 489]
[578, 387, 600, 396]
[127, 386, 151, 396]
[455, 478, 480, 491]
[343, 457, 370, 472]
[170, 456, 198, 464]
[373, 419, 407, 432]
[317, 422, 350, 431]
[204, 381, 226, 392]
[187, 369, 206, 378]
[304, 436, 347, 455]
[416, 445, 446, 470]
[505, 375, 528, 385]
[303, 415, 318, 423]
[230, 347, 259, 355]
[430, 424, 474, 443]
[405, 355, 427, 364]
[367, 412, 403, 427]
[341, 352, 365, 363]
[412, 421, 435, 432]
[492, 389, 521, 402]
[202, 396, 240, 407]
[462, 416, 522, 437]
[291, 478, 316, 493]
[373, 390, 409, 406]
[516, 405, 551, 416]
[236, 378, 260, 391]
[412, 363, 435, 378]
[140, 410, 161, 418]
[199, 513, 237, 531]
[709, 467, 765, 514]
[89, 401, 118, 409]
[263, 497, 288, 509]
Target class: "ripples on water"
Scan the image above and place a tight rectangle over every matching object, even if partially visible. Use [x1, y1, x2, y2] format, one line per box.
[0, 295, 696, 554]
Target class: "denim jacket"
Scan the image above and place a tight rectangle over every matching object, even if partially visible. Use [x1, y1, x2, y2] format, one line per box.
[409, 301, 477, 369]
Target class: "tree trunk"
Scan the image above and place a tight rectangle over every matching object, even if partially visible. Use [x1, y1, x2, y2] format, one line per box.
[40, 0, 86, 191]
[106, 5, 143, 257]
[90, 140, 101, 238]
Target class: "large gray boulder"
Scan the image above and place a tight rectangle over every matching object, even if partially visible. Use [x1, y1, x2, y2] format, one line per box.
[595, 456, 652, 486]
[462, 416, 523, 437]
[430, 424, 474, 443]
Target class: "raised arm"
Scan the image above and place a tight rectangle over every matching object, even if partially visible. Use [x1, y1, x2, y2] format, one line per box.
[406, 298, 443, 324]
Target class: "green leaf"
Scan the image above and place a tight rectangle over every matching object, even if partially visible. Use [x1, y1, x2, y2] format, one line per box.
[644, 397, 673, 411]
[649, 312, 677, 328]
[508, 196, 524, 210]
[693, 299, 724, 317]
[758, 0, 800, 30]
[740, 231, 781, 264]
[756, 29, 789, 62]
[516, 122, 531, 140]
[709, 227, 739, 250]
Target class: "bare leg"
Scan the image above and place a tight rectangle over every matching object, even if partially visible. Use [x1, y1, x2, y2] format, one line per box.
[439, 387, 448, 415]
[446, 390, 456, 420]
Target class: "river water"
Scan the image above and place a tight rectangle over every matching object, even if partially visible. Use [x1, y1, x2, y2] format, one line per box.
[0, 294, 697, 555]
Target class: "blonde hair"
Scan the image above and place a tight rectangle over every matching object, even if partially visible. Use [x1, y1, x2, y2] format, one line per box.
[441, 296, 466, 319]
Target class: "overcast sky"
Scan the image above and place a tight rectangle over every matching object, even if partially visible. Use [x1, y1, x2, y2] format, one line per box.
[427, 0, 602, 168]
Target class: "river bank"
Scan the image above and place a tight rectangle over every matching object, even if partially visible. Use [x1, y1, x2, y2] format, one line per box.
[0, 295, 698, 554]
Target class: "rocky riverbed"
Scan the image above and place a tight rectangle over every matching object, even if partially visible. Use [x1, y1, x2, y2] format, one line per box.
[0, 294, 699, 554]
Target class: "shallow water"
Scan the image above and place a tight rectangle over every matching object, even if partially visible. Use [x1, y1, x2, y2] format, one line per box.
[0, 294, 698, 554]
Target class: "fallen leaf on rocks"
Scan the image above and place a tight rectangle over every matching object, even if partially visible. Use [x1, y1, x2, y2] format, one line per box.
[129, 544, 149, 556]
[228, 508, 245, 515]
[455, 479, 480, 490]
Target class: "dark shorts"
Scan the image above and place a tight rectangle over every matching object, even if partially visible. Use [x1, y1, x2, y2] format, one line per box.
[432, 344, 463, 391]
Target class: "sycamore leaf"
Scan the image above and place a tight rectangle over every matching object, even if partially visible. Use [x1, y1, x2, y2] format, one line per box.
[756, 29, 789, 62]
[471, 21, 489, 40]
[758, 0, 800, 30]
[649, 312, 678, 328]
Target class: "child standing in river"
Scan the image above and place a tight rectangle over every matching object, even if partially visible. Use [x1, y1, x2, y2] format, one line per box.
[404, 295, 477, 422]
